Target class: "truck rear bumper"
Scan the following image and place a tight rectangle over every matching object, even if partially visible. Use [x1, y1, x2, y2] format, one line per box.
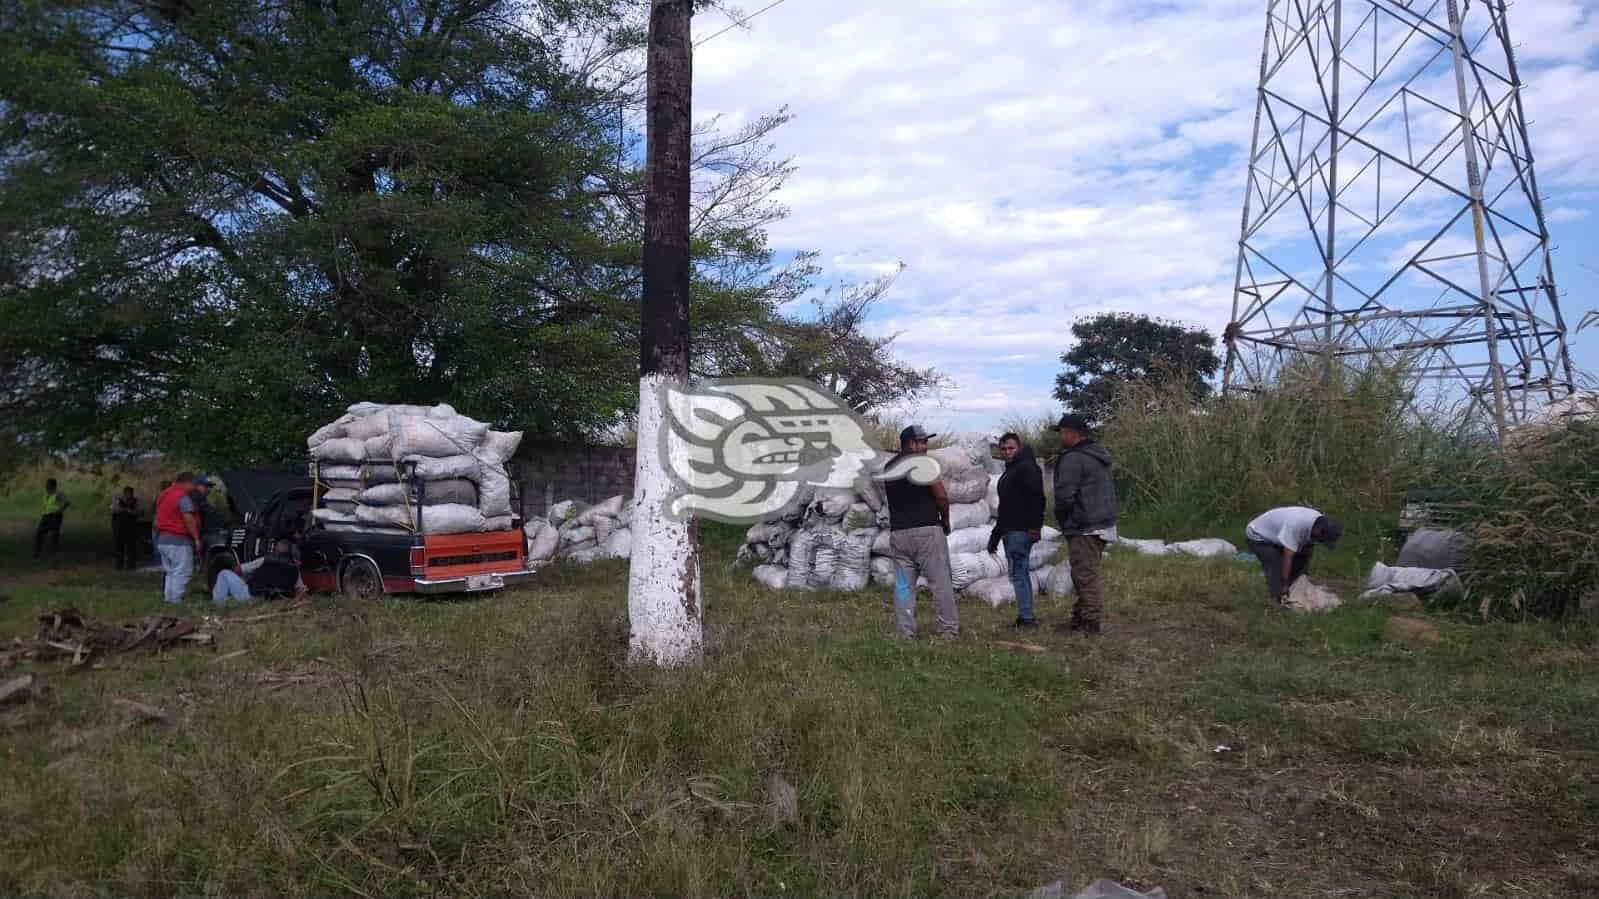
[411, 569, 536, 594]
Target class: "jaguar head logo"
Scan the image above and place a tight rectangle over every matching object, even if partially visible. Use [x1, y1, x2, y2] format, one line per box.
[658, 379, 937, 523]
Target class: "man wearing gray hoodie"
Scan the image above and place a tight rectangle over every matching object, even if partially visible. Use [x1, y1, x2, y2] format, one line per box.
[1053, 414, 1118, 634]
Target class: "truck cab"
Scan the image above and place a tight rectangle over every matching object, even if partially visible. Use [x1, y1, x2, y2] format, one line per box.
[209, 468, 534, 599]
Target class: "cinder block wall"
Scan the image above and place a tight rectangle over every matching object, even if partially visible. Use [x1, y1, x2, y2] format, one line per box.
[515, 442, 637, 520]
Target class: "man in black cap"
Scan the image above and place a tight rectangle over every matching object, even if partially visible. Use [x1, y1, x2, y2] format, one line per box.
[1244, 506, 1343, 605]
[1053, 414, 1118, 634]
[884, 425, 958, 638]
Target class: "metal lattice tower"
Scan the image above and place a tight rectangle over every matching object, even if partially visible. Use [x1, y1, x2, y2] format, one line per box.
[1222, 0, 1574, 441]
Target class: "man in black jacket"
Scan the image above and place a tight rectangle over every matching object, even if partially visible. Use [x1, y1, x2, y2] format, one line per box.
[1053, 414, 1118, 634]
[988, 433, 1045, 628]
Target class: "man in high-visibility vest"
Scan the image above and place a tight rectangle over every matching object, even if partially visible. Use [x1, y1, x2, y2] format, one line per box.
[153, 472, 204, 603]
[33, 478, 71, 559]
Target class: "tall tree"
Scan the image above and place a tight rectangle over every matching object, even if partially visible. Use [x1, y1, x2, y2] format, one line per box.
[1054, 313, 1219, 423]
[628, 0, 699, 667]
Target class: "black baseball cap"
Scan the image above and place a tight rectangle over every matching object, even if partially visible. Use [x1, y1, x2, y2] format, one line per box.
[1056, 413, 1090, 433]
[1313, 516, 1343, 549]
[899, 425, 936, 445]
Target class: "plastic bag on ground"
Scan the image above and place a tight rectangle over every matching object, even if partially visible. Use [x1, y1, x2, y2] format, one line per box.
[1285, 575, 1342, 613]
[753, 564, 789, 590]
[1169, 538, 1237, 559]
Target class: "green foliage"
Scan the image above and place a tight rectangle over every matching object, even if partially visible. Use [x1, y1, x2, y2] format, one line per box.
[0, 2, 935, 471]
[1053, 313, 1219, 424]
[1101, 362, 1482, 571]
[1451, 421, 1599, 619]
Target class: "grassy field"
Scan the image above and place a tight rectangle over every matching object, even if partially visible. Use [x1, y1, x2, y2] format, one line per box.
[2, 506, 1597, 897]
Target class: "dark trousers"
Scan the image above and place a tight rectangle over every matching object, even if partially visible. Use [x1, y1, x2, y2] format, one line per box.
[1068, 535, 1108, 625]
[34, 513, 63, 558]
[113, 518, 140, 569]
[1247, 539, 1313, 598]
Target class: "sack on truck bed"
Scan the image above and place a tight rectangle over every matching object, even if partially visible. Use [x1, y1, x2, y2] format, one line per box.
[408, 454, 482, 483]
[477, 430, 524, 465]
[387, 413, 489, 458]
[477, 465, 513, 518]
[356, 502, 488, 535]
[317, 464, 401, 485]
[359, 479, 477, 507]
[311, 437, 368, 463]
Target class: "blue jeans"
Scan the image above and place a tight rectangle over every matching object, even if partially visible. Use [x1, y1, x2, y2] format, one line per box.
[1004, 531, 1037, 621]
[158, 541, 194, 604]
[212, 569, 252, 603]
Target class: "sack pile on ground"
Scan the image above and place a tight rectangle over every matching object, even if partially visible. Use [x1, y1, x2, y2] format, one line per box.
[307, 402, 523, 536]
[521, 495, 636, 567]
[737, 443, 1072, 608]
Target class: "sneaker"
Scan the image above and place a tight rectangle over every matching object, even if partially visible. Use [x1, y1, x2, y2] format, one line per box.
[1012, 618, 1039, 629]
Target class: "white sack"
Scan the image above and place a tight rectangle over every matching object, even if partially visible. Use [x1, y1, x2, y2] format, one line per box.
[601, 528, 633, 560]
[816, 492, 853, 519]
[477, 465, 513, 518]
[872, 529, 892, 556]
[363, 433, 394, 459]
[398, 454, 479, 483]
[947, 527, 991, 555]
[754, 564, 790, 590]
[478, 430, 524, 465]
[311, 437, 368, 463]
[1360, 562, 1460, 600]
[967, 571, 1046, 608]
[1285, 575, 1342, 614]
[308, 414, 356, 449]
[1396, 528, 1469, 570]
[387, 412, 489, 458]
[322, 487, 359, 504]
[1041, 526, 1061, 542]
[943, 470, 989, 505]
[1029, 541, 1061, 569]
[870, 556, 896, 587]
[928, 446, 977, 478]
[949, 502, 991, 531]
[313, 507, 358, 524]
[345, 413, 391, 441]
[831, 528, 876, 591]
[786, 529, 817, 592]
[359, 479, 477, 507]
[1044, 562, 1075, 596]
[577, 495, 625, 524]
[483, 515, 514, 532]
[549, 499, 583, 523]
[316, 464, 401, 485]
[809, 526, 842, 588]
[950, 551, 1008, 590]
[986, 474, 1000, 513]
[746, 522, 793, 545]
[561, 525, 596, 546]
[1170, 538, 1238, 559]
[1117, 537, 1173, 556]
[524, 520, 559, 563]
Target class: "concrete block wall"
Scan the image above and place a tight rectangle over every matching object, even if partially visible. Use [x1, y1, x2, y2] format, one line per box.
[516, 442, 637, 520]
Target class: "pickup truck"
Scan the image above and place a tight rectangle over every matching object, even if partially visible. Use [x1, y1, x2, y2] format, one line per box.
[205, 467, 533, 599]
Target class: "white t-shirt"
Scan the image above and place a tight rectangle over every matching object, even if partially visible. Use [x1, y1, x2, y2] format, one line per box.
[1245, 506, 1321, 551]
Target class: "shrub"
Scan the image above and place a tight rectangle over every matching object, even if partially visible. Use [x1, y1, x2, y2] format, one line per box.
[1452, 420, 1599, 619]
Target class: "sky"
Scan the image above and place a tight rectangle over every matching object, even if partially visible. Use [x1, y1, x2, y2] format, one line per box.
[689, 0, 1599, 432]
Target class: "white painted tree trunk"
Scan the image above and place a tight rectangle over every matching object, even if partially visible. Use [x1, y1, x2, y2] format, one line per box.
[627, 371, 702, 666]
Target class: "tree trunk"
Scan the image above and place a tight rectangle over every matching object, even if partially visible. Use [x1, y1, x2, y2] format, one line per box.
[627, 0, 701, 667]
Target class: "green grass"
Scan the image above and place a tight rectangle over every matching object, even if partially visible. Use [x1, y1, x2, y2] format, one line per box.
[2, 515, 1597, 897]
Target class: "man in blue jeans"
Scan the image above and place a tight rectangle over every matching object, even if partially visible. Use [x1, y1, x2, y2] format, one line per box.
[988, 433, 1045, 628]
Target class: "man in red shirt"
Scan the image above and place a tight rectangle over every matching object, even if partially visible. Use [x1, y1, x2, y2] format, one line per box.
[154, 472, 203, 603]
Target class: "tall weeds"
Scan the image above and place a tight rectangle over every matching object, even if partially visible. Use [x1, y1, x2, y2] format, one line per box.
[1098, 362, 1480, 553]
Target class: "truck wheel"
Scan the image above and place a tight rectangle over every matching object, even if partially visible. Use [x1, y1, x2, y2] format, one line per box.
[340, 557, 383, 600]
[206, 551, 238, 592]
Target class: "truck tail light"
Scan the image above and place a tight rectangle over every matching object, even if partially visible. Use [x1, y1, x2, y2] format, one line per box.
[409, 546, 426, 577]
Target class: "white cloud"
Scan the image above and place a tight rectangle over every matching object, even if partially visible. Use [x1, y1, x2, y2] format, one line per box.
[692, 0, 1599, 428]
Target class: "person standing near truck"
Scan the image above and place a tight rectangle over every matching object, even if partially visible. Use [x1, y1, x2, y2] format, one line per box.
[34, 478, 71, 560]
[154, 472, 203, 603]
[110, 486, 141, 570]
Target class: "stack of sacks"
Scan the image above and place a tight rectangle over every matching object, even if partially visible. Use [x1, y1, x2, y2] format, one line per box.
[521, 495, 636, 567]
[307, 402, 523, 536]
[741, 440, 1067, 607]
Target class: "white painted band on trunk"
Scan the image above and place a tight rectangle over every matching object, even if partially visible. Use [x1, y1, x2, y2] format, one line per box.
[627, 372, 703, 666]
